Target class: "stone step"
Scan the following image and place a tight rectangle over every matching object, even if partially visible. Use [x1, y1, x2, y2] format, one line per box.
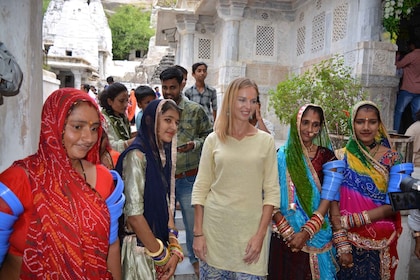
[174, 210, 197, 279]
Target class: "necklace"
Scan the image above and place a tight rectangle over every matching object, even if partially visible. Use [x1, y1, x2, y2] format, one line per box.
[78, 159, 87, 181]
[370, 143, 380, 158]
[305, 143, 314, 152]
[368, 141, 377, 149]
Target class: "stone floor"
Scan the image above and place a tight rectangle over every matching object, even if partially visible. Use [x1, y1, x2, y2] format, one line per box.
[174, 210, 198, 280]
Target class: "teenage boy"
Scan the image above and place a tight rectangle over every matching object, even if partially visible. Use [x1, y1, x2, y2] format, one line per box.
[185, 62, 218, 123]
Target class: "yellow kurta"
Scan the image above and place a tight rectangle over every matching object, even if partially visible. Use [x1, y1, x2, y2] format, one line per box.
[192, 130, 280, 276]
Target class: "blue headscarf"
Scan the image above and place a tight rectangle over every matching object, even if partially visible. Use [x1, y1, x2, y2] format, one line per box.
[116, 99, 177, 244]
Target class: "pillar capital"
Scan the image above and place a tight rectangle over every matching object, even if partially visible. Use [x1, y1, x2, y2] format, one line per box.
[176, 14, 198, 34]
[217, 0, 247, 21]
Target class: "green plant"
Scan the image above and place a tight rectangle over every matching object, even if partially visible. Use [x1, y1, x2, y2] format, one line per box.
[107, 5, 155, 60]
[382, 0, 420, 41]
[269, 55, 367, 137]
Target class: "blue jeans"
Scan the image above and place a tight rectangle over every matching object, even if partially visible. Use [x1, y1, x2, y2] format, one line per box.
[175, 175, 198, 264]
[393, 90, 420, 132]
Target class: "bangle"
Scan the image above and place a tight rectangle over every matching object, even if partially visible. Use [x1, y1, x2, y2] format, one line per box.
[169, 227, 179, 238]
[144, 238, 164, 258]
[193, 233, 204, 237]
[413, 231, 420, 238]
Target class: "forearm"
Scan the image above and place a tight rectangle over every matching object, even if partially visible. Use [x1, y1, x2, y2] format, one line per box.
[366, 204, 395, 222]
[256, 205, 274, 237]
[193, 204, 204, 235]
[127, 214, 161, 253]
[107, 240, 122, 280]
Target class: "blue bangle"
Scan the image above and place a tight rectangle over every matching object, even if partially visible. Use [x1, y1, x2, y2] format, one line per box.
[169, 227, 179, 238]
[0, 182, 24, 216]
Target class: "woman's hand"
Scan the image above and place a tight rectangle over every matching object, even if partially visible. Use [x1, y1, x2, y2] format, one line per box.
[338, 252, 354, 268]
[286, 231, 308, 252]
[193, 235, 207, 262]
[158, 254, 179, 280]
[243, 234, 264, 264]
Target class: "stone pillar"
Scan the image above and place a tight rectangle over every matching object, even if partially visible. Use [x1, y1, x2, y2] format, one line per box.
[73, 70, 82, 90]
[216, 0, 247, 91]
[354, 41, 399, 130]
[176, 14, 198, 70]
[0, 0, 43, 172]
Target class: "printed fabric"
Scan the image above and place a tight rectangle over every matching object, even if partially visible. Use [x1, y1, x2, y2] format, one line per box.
[10, 88, 112, 279]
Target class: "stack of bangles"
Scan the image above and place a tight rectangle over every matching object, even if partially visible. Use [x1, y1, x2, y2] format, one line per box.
[168, 227, 184, 263]
[145, 239, 171, 266]
[340, 210, 371, 230]
[332, 228, 352, 257]
[275, 216, 294, 241]
[301, 211, 324, 239]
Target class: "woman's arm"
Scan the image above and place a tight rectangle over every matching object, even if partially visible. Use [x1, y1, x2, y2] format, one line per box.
[243, 204, 273, 264]
[107, 240, 121, 280]
[192, 204, 207, 262]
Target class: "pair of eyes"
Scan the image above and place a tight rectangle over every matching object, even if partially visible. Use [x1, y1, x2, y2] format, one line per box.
[301, 120, 321, 128]
[354, 119, 379, 125]
[237, 97, 258, 104]
[67, 122, 100, 132]
[162, 118, 180, 126]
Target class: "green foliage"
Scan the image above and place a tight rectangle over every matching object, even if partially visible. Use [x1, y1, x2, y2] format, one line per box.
[269, 56, 367, 136]
[155, 0, 177, 7]
[43, 0, 51, 15]
[108, 5, 155, 60]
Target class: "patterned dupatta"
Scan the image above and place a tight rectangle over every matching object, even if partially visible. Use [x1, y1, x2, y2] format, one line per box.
[278, 104, 336, 279]
[14, 89, 111, 279]
[102, 109, 131, 140]
[340, 101, 402, 242]
[116, 99, 177, 245]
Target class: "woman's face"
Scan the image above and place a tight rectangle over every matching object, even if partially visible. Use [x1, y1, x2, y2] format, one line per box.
[108, 90, 129, 115]
[157, 108, 180, 143]
[300, 109, 321, 145]
[353, 107, 379, 146]
[233, 86, 258, 122]
[62, 102, 100, 160]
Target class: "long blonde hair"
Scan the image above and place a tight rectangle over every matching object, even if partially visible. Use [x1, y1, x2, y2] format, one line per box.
[214, 77, 259, 142]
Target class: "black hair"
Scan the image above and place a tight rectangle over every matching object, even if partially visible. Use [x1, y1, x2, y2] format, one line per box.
[99, 82, 127, 115]
[303, 105, 325, 126]
[192, 62, 207, 73]
[135, 85, 156, 103]
[356, 104, 381, 122]
[106, 76, 114, 83]
[82, 84, 90, 92]
[159, 67, 183, 84]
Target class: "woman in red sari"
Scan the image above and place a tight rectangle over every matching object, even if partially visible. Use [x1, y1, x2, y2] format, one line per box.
[0, 88, 121, 279]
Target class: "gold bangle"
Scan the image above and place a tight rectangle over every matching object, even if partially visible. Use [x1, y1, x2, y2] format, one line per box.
[144, 238, 164, 257]
[193, 233, 204, 237]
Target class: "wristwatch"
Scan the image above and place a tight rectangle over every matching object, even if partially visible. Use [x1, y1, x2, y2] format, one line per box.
[412, 231, 420, 238]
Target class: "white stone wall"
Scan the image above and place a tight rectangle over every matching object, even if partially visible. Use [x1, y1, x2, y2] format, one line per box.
[0, 0, 43, 172]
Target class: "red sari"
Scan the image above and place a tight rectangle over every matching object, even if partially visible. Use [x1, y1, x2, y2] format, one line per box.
[0, 88, 113, 279]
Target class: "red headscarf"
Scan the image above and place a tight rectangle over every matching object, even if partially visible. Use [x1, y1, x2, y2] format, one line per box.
[14, 88, 112, 279]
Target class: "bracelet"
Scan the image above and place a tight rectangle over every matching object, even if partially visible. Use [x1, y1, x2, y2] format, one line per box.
[144, 238, 164, 258]
[193, 233, 204, 237]
[169, 227, 179, 238]
[413, 231, 420, 238]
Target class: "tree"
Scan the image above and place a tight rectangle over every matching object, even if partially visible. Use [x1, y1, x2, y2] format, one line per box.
[269, 55, 367, 139]
[107, 5, 155, 60]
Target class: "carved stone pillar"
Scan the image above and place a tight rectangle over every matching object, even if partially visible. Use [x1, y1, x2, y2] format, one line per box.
[176, 14, 198, 69]
[216, 0, 247, 90]
[355, 41, 399, 130]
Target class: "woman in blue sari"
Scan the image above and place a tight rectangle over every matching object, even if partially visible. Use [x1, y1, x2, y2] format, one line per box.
[268, 104, 340, 279]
